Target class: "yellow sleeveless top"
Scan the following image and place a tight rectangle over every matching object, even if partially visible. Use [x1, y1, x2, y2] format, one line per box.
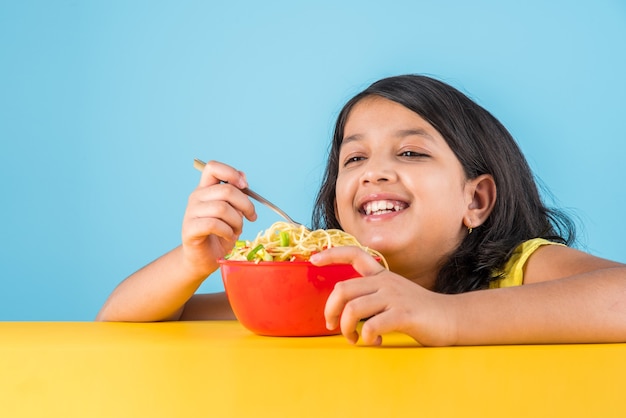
[489, 238, 565, 288]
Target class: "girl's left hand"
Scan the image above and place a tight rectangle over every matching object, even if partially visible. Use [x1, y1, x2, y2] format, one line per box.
[310, 246, 458, 347]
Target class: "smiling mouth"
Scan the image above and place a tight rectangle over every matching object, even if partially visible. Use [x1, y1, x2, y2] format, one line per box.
[361, 200, 409, 216]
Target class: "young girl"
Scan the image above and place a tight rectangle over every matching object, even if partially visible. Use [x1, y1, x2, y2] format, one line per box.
[97, 74, 626, 346]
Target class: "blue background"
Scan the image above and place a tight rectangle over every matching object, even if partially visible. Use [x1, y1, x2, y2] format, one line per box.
[1, 1, 625, 321]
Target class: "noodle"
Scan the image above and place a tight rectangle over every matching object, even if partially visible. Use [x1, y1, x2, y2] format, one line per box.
[226, 221, 388, 269]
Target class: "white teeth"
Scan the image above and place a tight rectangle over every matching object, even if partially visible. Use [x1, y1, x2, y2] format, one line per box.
[363, 200, 406, 215]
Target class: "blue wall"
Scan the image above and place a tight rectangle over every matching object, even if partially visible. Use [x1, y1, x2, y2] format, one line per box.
[1, 1, 625, 320]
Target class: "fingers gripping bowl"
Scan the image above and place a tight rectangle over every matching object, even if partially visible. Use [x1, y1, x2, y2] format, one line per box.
[219, 222, 387, 337]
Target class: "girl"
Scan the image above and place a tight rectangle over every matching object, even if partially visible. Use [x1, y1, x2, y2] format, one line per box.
[97, 75, 626, 346]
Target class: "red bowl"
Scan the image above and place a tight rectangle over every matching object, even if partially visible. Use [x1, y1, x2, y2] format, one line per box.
[218, 259, 361, 337]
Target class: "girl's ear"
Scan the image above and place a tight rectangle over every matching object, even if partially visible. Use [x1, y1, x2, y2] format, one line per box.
[464, 174, 496, 230]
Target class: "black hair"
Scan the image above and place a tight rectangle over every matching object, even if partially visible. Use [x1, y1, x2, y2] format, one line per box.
[312, 74, 576, 293]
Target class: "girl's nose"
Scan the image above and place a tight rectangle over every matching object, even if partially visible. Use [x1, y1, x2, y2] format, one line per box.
[360, 158, 397, 185]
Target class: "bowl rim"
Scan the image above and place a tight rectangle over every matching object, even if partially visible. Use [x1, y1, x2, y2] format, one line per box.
[217, 258, 356, 267]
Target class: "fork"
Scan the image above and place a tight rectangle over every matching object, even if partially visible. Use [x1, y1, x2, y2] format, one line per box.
[193, 159, 302, 226]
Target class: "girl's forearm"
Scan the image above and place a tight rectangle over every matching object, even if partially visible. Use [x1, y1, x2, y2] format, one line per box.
[452, 267, 626, 345]
[96, 246, 210, 322]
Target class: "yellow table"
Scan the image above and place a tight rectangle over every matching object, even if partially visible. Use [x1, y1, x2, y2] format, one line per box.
[1, 321, 625, 418]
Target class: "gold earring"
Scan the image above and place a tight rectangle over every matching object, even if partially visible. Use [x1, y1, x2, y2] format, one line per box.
[466, 219, 473, 234]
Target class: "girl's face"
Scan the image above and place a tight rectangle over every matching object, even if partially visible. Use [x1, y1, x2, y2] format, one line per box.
[335, 96, 473, 287]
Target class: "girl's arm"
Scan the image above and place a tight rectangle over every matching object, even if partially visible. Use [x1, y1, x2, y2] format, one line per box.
[96, 246, 234, 321]
[315, 246, 626, 346]
[453, 268, 626, 345]
[96, 161, 255, 322]
[452, 245, 626, 345]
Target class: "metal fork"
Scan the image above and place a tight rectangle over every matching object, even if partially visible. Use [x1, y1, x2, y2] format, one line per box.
[193, 159, 301, 226]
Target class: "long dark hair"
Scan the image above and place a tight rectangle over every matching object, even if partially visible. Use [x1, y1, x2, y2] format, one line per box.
[312, 74, 576, 293]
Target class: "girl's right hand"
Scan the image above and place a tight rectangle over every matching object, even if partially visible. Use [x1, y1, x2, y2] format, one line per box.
[181, 160, 258, 278]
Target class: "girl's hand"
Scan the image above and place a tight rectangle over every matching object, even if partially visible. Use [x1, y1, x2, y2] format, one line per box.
[310, 246, 458, 347]
[181, 160, 257, 277]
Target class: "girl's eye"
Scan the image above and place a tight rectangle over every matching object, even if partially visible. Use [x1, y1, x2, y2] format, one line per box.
[343, 156, 365, 166]
[399, 150, 429, 158]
